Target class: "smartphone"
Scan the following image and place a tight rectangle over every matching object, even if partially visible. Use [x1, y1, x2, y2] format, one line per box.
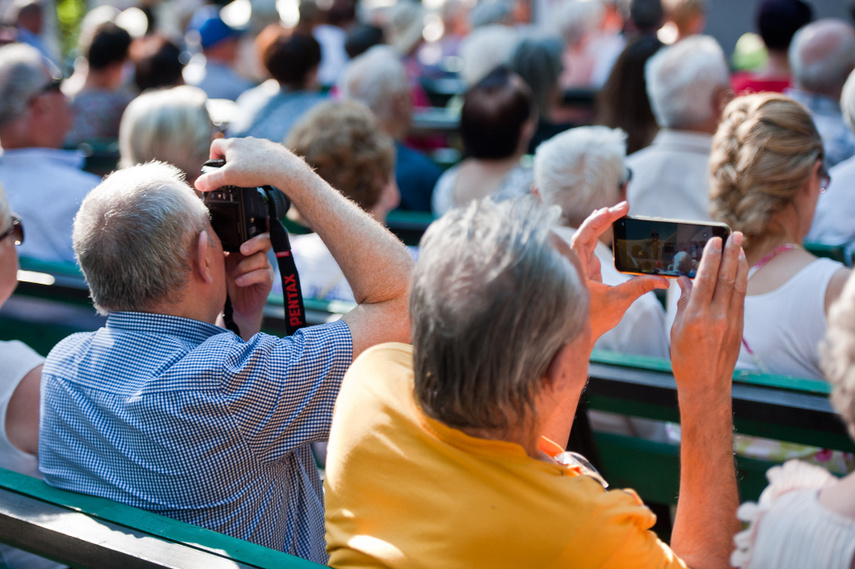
[612, 215, 731, 278]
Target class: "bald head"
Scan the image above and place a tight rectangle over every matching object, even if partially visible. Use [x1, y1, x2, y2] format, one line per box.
[790, 18, 855, 97]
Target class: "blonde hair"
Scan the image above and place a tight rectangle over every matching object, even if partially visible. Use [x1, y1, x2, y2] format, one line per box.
[286, 100, 394, 211]
[119, 86, 212, 182]
[821, 272, 855, 440]
[709, 92, 822, 246]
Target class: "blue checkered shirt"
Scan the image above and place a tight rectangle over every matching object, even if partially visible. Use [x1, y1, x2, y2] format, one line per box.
[39, 312, 352, 564]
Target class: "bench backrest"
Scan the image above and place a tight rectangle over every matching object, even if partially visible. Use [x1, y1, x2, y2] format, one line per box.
[0, 467, 325, 568]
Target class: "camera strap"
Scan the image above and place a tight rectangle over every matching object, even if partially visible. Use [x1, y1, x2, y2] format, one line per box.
[270, 218, 307, 336]
[221, 220, 307, 338]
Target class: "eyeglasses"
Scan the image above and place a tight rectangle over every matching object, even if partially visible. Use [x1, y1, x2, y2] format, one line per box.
[28, 75, 63, 104]
[619, 167, 633, 189]
[818, 161, 831, 193]
[0, 215, 23, 246]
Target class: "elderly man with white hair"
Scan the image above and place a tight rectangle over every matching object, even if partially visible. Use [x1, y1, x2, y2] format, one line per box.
[38, 137, 413, 564]
[626, 34, 731, 222]
[339, 45, 442, 212]
[325, 192, 749, 568]
[534, 125, 668, 359]
[807, 68, 855, 261]
[534, 126, 669, 444]
[0, 42, 101, 263]
[786, 18, 855, 168]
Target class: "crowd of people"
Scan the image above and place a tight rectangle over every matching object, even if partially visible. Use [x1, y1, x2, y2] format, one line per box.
[1, 0, 855, 567]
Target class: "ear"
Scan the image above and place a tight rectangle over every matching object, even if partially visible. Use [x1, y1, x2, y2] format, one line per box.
[542, 342, 573, 395]
[193, 230, 215, 284]
[802, 159, 822, 197]
[531, 186, 541, 201]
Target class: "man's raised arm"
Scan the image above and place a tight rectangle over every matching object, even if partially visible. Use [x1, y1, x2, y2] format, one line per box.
[195, 137, 414, 356]
[669, 232, 747, 569]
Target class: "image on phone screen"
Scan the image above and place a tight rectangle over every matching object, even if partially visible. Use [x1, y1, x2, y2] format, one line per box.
[612, 215, 731, 278]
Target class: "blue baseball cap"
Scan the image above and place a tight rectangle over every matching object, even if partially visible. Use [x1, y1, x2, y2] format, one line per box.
[187, 6, 242, 50]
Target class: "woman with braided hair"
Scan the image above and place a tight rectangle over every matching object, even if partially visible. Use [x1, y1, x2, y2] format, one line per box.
[710, 92, 850, 382]
[711, 92, 853, 473]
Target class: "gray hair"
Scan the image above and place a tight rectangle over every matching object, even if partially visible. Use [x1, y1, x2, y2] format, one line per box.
[0, 43, 54, 129]
[534, 126, 627, 227]
[554, 0, 605, 47]
[119, 86, 212, 182]
[508, 33, 564, 118]
[821, 272, 855, 441]
[411, 196, 589, 432]
[842, 68, 855, 136]
[645, 34, 729, 129]
[469, 0, 514, 28]
[459, 24, 517, 86]
[790, 19, 855, 96]
[73, 162, 209, 315]
[338, 45, 409, 124]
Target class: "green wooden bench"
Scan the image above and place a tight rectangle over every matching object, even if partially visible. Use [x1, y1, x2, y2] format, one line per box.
[0, 467, 325, 568]
[584, 350, 852, 509]
[804, 240, 851, 266]
[5, 258, 851, 545]
[1, 258, 355, 355]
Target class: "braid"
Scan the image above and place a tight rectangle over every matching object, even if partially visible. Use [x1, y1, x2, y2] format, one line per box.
[710, 93, 822, 248]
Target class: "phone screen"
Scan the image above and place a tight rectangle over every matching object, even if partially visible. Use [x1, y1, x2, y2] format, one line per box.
[612, 216, 731, 278]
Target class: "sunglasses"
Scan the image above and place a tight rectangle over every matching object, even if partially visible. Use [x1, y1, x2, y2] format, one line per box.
[818, 162, 831, 194]
[0, 215, 24, 246]
[619, 166, 633, 189]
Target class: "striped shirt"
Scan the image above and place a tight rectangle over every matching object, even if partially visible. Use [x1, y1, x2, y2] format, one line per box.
[39, 311, 352, 564]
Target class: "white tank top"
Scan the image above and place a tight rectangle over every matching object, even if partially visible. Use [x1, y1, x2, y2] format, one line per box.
[737, 257, 843, 380]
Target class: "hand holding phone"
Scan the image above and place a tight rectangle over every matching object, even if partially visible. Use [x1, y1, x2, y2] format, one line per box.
[612, 215, 731, 279]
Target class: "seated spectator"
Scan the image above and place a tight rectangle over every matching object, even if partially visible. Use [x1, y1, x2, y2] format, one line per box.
[554, 0, 604, 89]
[730, 0, 813, 96]
[0, 185, 64, 569]
[595, 34, 663, 154]
[432, 66, 535, 215]
[230, 28, 329, 142]
[660, 0, 706, 43]
[343, 22, 384, 59]
[458, 23, 517, 88]
[534, 126, 668, 359]
[324, 194, 748, 568]
[0, 43, 101, 263]
[626, 34, 730, 222]
[786, 18, 855, 167]
[414, 0, 469, 80]
[710, 92, 850, 381]
[6, 0, 55, 65]
[588, 0, 664, 89]
[63, 21, 134, 146]
[131, 34, 185, 92]
[38, 137, 413, 564]
[118, 85, 218, 183]
[183, 5, 255, 102]
[339, 46, 442, 213]
[507, 34, 574, 152]
[808, 69, 855, 260]
[534, 125, 669, 441]
[313, 0, 355, 89]
[731, 271, 855, 569]
[280, 100, 400, 302]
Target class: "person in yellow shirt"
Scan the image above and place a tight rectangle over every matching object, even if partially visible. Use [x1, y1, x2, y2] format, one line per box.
[325, 196, 748, 569]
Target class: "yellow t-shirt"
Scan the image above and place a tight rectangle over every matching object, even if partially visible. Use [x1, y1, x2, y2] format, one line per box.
[324, 343, 687, 569]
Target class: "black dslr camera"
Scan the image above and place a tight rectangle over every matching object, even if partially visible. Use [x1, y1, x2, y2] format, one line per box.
[200, 159, 290, 252]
